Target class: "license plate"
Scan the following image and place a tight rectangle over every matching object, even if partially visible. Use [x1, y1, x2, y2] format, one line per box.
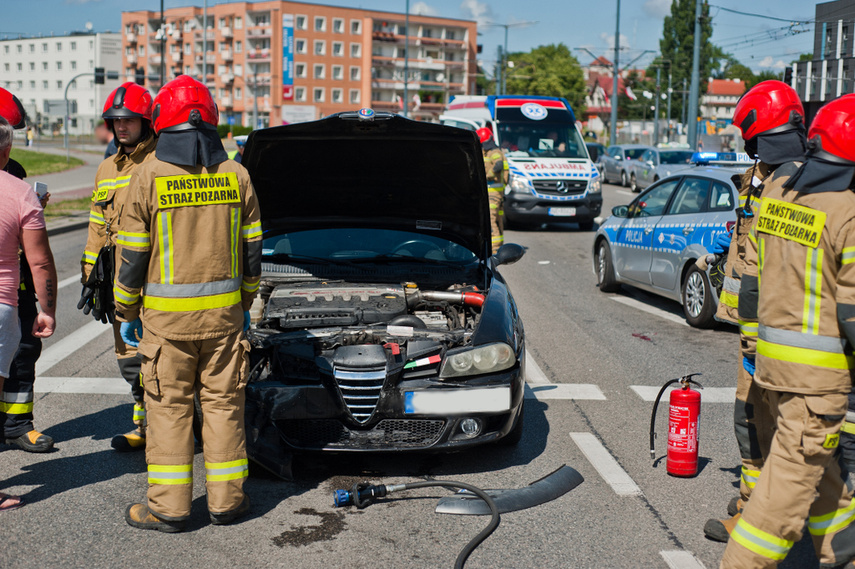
[548, 207, 576, 216]
[404, 387, 511, 415]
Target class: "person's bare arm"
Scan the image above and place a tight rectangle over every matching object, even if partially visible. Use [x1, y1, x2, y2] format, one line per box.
[21, 227, 57, 338]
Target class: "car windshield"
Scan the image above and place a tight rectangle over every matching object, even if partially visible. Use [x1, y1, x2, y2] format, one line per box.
[497, 121, 588, 159]
[262, 228, 478, 264]
[625, 148, 647, 160]
[659, 150, 695, 165]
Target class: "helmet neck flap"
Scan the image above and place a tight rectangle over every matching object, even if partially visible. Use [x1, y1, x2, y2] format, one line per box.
[784, 137, 855, 194]
[155, 122, 228, 168]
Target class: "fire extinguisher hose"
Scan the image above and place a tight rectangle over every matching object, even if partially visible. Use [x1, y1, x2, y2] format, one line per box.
[649, 378, 681, 460]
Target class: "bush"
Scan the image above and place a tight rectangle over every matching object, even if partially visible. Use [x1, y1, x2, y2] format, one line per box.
[218, 124, 254, 138]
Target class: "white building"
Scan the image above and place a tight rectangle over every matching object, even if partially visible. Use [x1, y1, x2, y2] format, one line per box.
[0, 32, 122, 136]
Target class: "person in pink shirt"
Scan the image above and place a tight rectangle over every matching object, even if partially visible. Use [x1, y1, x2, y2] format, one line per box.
[0, 115, 57, 512]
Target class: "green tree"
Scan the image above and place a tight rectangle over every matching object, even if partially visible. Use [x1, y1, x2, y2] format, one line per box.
[504, 44, 587, 112]
[659, 0, 715, 125]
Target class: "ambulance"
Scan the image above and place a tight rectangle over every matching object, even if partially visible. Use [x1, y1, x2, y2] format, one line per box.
[441, 95, 602, 230]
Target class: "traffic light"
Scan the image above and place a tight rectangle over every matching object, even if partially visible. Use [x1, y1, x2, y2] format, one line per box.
[135, 68, 145, 86]
[784, 66, 793, 86]
[94, 67, 105, 84]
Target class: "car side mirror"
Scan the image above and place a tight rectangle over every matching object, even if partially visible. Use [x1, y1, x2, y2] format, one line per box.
[493, 243, 526, 266]
[615, 155, 622, 161]
[611, 205, 629, 218]
[646, 160, 655, 166]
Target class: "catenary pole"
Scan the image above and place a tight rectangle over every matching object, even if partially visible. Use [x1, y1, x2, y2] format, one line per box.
[609, 0, 620, 146]
[687, 0, 702, 149]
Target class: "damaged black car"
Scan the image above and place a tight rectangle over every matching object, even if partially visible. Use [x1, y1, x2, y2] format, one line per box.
[239, 110, 526, 477]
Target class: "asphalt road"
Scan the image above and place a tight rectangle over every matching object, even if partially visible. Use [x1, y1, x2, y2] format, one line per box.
[1, 182, 826, 569]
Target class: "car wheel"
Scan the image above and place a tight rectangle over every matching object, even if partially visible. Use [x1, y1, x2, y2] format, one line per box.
[630, 173, 639, 193]
[653, 176, 659, 183]
[596, 240, 620, 292]
[498, 402, 524, 446]
[620, 170, 628, 187]
[682, 265, 716, 328]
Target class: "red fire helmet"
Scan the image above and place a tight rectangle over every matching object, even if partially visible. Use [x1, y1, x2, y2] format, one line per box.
[733, 80, 804, 141]
[0, 87, 26, 129]
[807, 94, 855, 164]
[476, 127, 492, 144]
[102, 82, 153, 127]
[151, 75, 219, 134]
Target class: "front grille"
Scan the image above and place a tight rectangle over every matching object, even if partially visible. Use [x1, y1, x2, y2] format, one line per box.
[279, 419, 446, 449]
[532, 179, 588, 195]
[333, 366, 385, 424]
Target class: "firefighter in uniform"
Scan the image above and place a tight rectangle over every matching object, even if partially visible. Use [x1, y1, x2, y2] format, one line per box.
[478, 127, 508, 254]
[116, 76, 262, 532]
[704, 81, 807, 542]
[0, 88, 53, 453]
[720, 95, 855, 569]
[79, 82, 157, 452]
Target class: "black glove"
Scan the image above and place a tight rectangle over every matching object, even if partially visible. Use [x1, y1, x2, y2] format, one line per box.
[77, 284, 96, 315]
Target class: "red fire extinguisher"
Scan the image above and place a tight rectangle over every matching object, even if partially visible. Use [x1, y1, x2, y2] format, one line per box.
[649, 373, 703, 477]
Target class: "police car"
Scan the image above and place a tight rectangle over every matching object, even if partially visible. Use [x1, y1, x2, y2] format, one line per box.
[592, 152, 752, 328]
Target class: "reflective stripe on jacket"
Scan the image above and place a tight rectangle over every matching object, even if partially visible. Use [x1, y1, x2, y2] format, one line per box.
[114, 157, 262, 341]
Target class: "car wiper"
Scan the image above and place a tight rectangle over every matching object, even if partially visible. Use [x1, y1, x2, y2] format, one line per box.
[264, 253, 363, 268]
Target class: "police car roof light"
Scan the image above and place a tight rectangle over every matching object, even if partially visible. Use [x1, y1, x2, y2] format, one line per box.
[691, 152, 752, 166]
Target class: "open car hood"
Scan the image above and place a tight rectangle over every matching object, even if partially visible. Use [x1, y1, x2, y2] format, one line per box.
[241, 112, 492, 260]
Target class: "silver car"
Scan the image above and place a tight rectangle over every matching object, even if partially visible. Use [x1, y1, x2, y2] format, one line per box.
[601, 144, 652, 187]
[592, 163, 744, 327]
[627, 147, 697, 193]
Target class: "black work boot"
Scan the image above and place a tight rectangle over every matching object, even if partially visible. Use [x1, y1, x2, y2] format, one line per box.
[125, 503, 187, 533]
[111, 428, 145, 452]
[704, 513, 741, 543]
[210, 495, 250, 526]
[6, 430, 54, 453]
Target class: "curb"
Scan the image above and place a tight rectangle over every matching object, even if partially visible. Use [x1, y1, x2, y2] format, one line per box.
[46, 217, 89, 237]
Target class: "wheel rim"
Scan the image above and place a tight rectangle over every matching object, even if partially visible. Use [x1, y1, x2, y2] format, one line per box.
[621, 172, 627, 185]
[685, 272, 705, 317]
[631, 176, 636, 191]
[598, 245, 607, 283]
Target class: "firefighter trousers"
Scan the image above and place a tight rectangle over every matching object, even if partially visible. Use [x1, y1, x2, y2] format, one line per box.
[488, 185, 504, 254]
[721, 389, 855, 569]
[138, 328, 250, 520]
[842, 392, 855, 476]
[1, 284, 41, 439]
[112, 319, 144, 430]
[733, 352, 774, 503]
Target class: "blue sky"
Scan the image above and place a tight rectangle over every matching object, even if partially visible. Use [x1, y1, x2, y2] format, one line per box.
[5, 0, 816, 73]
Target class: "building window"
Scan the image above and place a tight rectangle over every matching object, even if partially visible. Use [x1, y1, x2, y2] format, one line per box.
[219, 18, 226, 28]
[236, 87, 242, 99]
[57, 80, 62, 89]
[234, 16, 242, 29]
[138, 45, 145, 56]
[71, 41, 77, 51]
[333, 18, 344, 33]
[2, 63, 7, 71]
[56, 42, 62, 51]
[332, 41, 343, 56]
[71, 61, 77, 70]
[332, 88, 343, 103]
[42, 61, 48, 71]
[29, 62, 35, 71]
[29, 43, 34, 53]
[16, 62, 22, 71]
[350, 66, 360, 81]
[29, 80, 35, 89]
[447, 30, 455, 40]
[295, 63, 306, 78]
[350, 43, 361, 58]
[349, 89, 360, 104]
[351, 20, 361, 34]
[313, 87, 324, 102]
[332, 65, 343, 80]
[42, 43, 48, 52]
[16, 45, 22, 54]
[295, 39, 306, 54]
[314, 16, 326, 32]
[235, 40, 242, 53]
[314, 40, 325, 55]
[296, 15, 307, 30]
[55, 62, 61, 71]
[43, 80, 48, 89]
[314, 64, 325, 79]
[235, 64, 243, 75]
[295, 87, 306, 102]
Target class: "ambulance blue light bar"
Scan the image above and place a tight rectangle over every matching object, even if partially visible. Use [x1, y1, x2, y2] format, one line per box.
[691, 152, 753, 165]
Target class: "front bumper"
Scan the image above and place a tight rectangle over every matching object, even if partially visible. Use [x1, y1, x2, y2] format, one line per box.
[505, 192, 603, 224]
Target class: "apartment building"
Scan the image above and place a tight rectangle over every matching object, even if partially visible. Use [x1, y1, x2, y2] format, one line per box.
[0, 32, 122, 135]
[699, 78, 746, 125]
[122, 1, 477, 127]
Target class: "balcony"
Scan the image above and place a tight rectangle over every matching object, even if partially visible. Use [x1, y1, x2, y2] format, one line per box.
[127, 54, 137, 65]
[220, 95, 232, 108]
[247, 27, 272, 37]
[196, 30, 215, 40]
[127, 33, 137, 44]
[172, 52, 183, 62]
[221, 27, 233, 39]
[247, 48, 271, 60]
[151, 54, 162, 65]
[221, 50, 233, 61]
[220, 73, 235, 84]
[171, 29, 182, 40]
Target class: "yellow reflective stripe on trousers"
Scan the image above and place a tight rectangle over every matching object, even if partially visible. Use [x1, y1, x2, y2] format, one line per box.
[731, 517, 793, 561]
[148, 464, 193, 485]
[230, 207, 240, 278]
[842, 421, 855, 434]
[720, 290, 739, 308]
[158, 211, 174, 285]
[132, 404, 145, 422]
[116, 230, 151, 248]
[205, 458, 248, 482]
[842, 247, 855, 265]
[241, 221, 262, 239]
[809, 498, 855, 535]
[739, 319, 758, 337]
[802, 248, 822, 335]
[0, 402, 34, 414]
[757, 338, 855, 370]
[89, 210, 105, 225]
[144, 289, 241, 312]
[741, 466, 760, 489]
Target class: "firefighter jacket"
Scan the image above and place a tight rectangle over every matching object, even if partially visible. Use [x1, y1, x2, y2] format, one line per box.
[113, 157, 262, 341]
[81, 132, 157, 281]
[483, 146, 509, 186]
[739, 163, 855, 395]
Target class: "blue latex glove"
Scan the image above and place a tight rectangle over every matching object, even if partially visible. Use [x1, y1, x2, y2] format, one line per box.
[712, 231, 732, 254]
[743, 357, 755, 376]
[120, 318, 142, 347]
[244, 311, 251, 332]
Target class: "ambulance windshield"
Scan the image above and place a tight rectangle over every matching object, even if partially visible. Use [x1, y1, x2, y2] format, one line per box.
[496, 121, 588, 159]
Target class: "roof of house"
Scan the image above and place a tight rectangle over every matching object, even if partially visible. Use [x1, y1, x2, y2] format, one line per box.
[706, 79, 747, 97]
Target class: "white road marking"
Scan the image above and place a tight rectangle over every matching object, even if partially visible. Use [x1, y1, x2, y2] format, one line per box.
[570, 432, 642, 496]
[525, 350, 550, 384]
[660, 550, 706, 569]
[611, 296, 689, 326]
[58, 274, 81, 290]
[616, 189, 635, 196]
[36, 320, 112, 375]
[537, 261, 550, 265]
[525, 383, 606, 400]
[630, 386, 736, 403]
[594, 216, 604, 224]
[35, 377, 127, 395]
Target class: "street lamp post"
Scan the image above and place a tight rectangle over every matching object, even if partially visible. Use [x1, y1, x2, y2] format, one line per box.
[482, 21, 537, 95]
[610, 0, 620, 146]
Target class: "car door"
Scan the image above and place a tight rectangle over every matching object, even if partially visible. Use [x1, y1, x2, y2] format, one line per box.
[638, 149, 658, 189]
[612, 177, 681, 284]
[649, 176, 713, 291]
[603, 147, 618, 180]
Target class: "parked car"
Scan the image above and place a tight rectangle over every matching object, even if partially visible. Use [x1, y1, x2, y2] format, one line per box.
[586, 142, 606, 174]
[239, 110, 527, 477]
[627, 147, 697, 192]
[592, 156, 750, 328]
[601, 144, 653, 187]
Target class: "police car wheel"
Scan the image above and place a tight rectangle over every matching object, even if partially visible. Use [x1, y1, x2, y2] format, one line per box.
[682, 265, 715, 328]
[596, 241, 620, 293]
[620, 170, 628, 187]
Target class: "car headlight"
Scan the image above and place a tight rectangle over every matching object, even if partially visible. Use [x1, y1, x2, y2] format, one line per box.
[588, 175, 602, 194]
[440, 342, 516, 378]
[508, 173, 533, 194]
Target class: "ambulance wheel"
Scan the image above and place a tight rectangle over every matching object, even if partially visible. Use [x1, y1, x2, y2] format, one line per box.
[596, 240, 620, 293]
[682, 265, 715, 328]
